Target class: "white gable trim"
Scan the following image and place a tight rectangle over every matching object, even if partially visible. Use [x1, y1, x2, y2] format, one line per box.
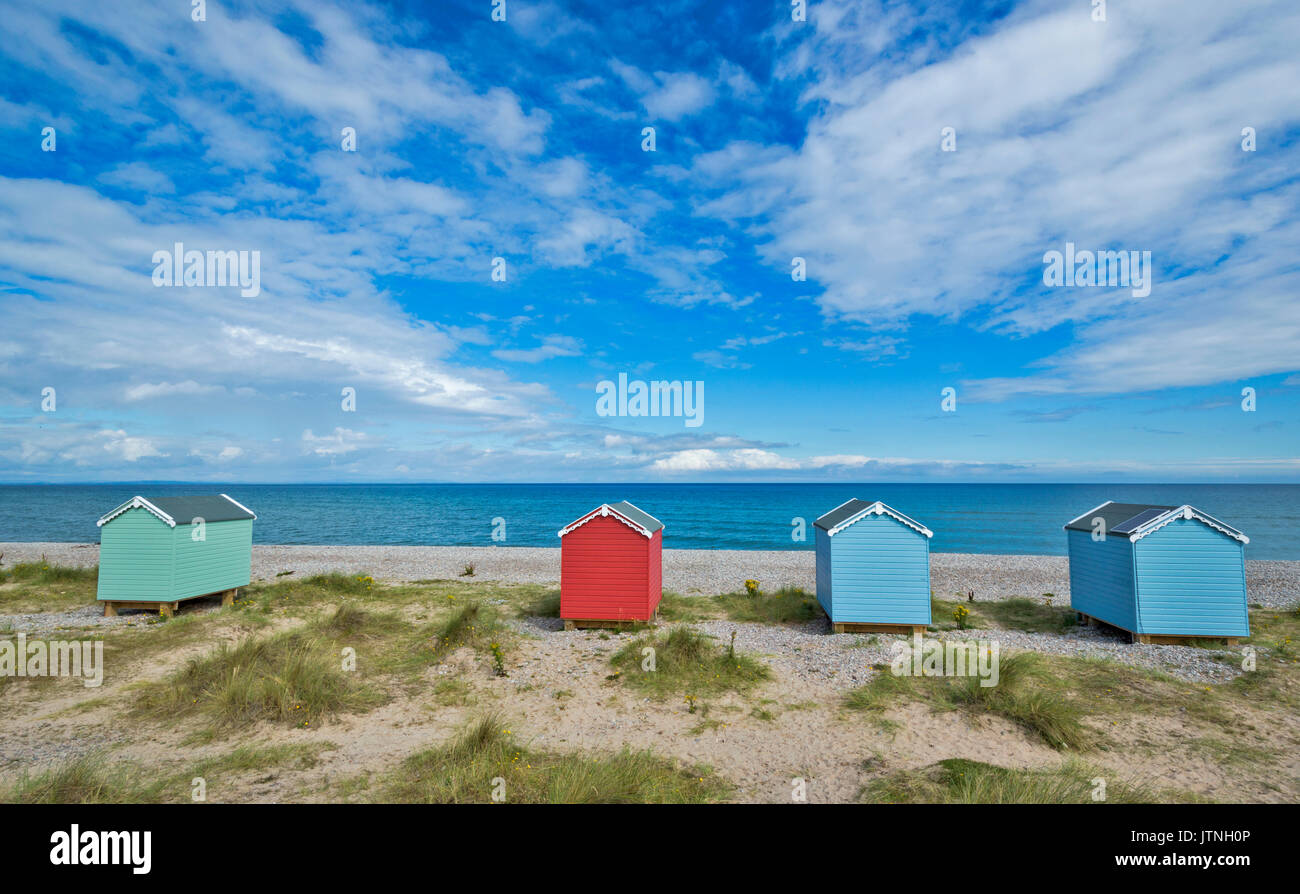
[97, 496, 177, 528]
[558, 504, 655, 539]
[220, 493, 258, 520]
[827, 501, 933, 538]
[1062, 500, 1114, 531]
[1128, 505, 1248, 545]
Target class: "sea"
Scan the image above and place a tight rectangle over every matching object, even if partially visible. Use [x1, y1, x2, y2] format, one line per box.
[1, 483, 1297, 559]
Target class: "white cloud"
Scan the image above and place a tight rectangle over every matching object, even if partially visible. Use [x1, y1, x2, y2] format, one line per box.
[60, 430, 166, 465]
[302, 427, 369, 456]
[98, 162, 177, 195]
[612, 62, 717, 121]
[492, 335, 584, 364]
[124, 380, 223, 402]
[695, 0, 1300, 394]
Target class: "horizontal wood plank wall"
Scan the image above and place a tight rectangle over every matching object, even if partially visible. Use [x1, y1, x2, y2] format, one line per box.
[96, 508, 175, 601]
[814, 526, 833, 615]
[1134, 518, 1249, 636]
[171, 518, 254, 600]
[1066, 528, 1138, 632]
[561, 513, 651, 620]
[646, 529, 662, 615]
[828, 514, 930, 624]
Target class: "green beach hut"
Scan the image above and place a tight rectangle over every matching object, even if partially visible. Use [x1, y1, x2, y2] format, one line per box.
[96, 494, 256, 616]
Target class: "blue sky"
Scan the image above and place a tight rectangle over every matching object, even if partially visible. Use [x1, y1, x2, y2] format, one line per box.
[0, 0, 1297, 483]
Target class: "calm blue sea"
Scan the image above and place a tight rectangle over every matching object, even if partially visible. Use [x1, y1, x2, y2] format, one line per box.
[1, 483, 1297, 559]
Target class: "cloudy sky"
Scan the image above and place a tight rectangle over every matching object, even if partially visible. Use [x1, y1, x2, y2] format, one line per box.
[1, 0, 1297, 483]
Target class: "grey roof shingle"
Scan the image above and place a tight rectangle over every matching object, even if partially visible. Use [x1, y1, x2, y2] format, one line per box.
[814, 498, 874, 531]
[148, 495, 255, 524]
[100, 494, 256, 526]
[1064, 501, 1176, 536]
[607, 501, 663, 533]
[813, 499, 932, 537]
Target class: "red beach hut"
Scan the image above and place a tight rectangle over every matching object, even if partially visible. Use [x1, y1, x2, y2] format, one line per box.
[558, 501, 664, 629]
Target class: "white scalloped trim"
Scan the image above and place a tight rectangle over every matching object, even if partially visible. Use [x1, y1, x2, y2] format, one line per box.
[97, 496, 176, 528]
[1128, 505, 1248, 544]
[827, 501, 933, 538]
[558, 504, 654, 538]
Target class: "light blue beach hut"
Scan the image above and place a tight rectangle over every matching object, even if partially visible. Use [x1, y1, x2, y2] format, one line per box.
[96, 494, 256, 617]
[814, 499, 933, 633]
[1064, 501, 1250, 643]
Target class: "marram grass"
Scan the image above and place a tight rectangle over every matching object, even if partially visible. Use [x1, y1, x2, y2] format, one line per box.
[377, 715, 727, 804]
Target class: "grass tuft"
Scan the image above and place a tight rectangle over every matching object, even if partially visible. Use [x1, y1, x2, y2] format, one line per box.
[136, 632, 381, 729]
[846, 651, 1091, 750]
[862, 757, 1161, 804]
[377, 715, 727, 803]
[609, 626, 770, 699]
[0, 751, 159, 804]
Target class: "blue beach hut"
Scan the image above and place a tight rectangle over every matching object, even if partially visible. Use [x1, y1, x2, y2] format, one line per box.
[1063, 501, 1250, 643]
[814, 499, 933, 633]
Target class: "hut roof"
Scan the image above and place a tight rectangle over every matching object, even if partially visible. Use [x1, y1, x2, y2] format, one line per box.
[1064, 501, 1247, 543]
[98, 494, 257, 528]
[558, 501, 664, 538]
[814, 499, 933, 538]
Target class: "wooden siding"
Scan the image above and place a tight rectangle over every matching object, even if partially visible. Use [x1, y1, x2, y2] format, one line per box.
[826, 513, 930, 624]
[97, 507, 252, 603]
[647, 529, 663, 615]
[171, 518, 254, 600]
[97, 508, 175, 601]
[814, 526, 832, 615]
[1066, 529, 1138, 632]
[560, 514, 652, 620]
[1133, 517, 1249, 636]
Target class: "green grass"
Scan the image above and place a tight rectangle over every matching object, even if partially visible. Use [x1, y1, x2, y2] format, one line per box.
[980, 597, 1078, 633]
[237, 573, 379, 614]
[930, 596, 1076, 634]
[609, 626, 770, 699]
[1, 561, 98, 585]
[135, 631, 384, 729]
[657, 587, 822, 625]
[862, 757, 1161, 804]
[846, 652, 1091, 750]
[844, 668, 919, 713]
[0, 742, 333, 803]
[0, 561, 99, 612]
[310, 601, 405, 639]
[523, 588, 561, 618]
[428, 601, 509, 662]
[0, 751, 165, 804]
[714, 587, 822, 624]
[656, 592, 715, 622]
[376, 715, 728, 803]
